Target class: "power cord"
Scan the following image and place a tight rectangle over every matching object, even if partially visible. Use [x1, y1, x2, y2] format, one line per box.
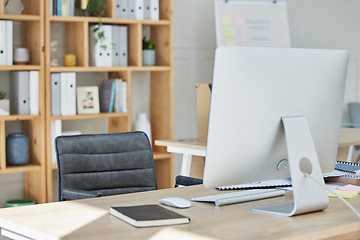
[303, 172, 360, 220]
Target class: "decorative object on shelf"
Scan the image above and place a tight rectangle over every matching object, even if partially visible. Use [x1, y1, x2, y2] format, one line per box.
[50, 40, 61, 66]
[76, 86, 100, 114]
[85, 0, 106, 17]
[86, 0, 108, 47]
[13, 48, 29, 65]
[134, 113, 152, 144]
[4, 0, 23, 14]
[64, 54, 76, 67]
[142, 36, 155, 66]
[0, 90, 10, 116]
[6, 133, 29, 166]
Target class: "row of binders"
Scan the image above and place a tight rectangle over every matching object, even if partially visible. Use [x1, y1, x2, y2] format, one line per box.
[10, 71, 39, 115]
[51, 72, 77, 116]
[89, 25, 128, 67]
[0, 20, 13, 66]
[100, 79, 128, 113]
[115, 0, 159, 20]
[51, 73, 128, 115]
[50, 0, 159, 20]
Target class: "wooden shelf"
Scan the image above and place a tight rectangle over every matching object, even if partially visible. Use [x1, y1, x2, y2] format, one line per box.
[0, 14, 41, 21]
[50, 66, 171, 72]
[0, 0, 46, 204]
[50, 112, 129, 121]
[0, 115, 41, 121]
[0, 65, 42, 71]
[43, 0, 174, 202]
[49, 15, 171, 25]
[0, 164, 42, 174]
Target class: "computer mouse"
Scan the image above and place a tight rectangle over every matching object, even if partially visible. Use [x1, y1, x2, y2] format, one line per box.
[158, 197, 191, 208]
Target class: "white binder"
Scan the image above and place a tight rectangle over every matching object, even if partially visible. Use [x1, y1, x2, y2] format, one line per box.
[144, 0, 159, 20]
[29, 71, 39, 115]
[103, 25, 113, 67]
[89, 24, 113, 67]
[0, 21, 6, 65]
[115, 0, 128, 19]
[5, 20, 13, 65]
[10, 71, 29, 115]
[112, 25, 120, 66]
[60, 72, 76, 116]
[51, 120, 62, 164]
[128, 0, 144, 20]
[119, 26, 128, 66]
[51, 73, 61, 116]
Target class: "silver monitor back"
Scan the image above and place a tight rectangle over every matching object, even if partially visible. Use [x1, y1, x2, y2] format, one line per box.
[203, 46, 348, 188]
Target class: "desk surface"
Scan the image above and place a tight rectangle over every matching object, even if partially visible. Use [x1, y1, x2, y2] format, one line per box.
[155, 139, 207, 151]
[0, 186, 360, 240]
[338, 127, 360, 147]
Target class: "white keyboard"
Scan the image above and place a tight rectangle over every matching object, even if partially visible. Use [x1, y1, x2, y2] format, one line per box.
[191, 189, 285, 207]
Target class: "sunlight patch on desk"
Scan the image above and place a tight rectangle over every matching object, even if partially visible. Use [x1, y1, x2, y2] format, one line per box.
[0, 201, 108, 240]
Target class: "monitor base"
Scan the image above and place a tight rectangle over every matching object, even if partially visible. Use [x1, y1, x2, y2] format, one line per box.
[252, 116, 329, 216]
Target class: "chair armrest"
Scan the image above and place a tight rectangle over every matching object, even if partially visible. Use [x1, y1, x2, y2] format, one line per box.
[61, 189, 103, 201]
[175, 175, 203, 187]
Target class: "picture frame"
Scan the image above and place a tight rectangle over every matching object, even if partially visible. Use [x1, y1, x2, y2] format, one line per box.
[76, 86, 100, 114]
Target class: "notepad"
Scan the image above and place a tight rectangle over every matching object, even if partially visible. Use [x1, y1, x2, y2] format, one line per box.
[335, 161, 360, 173]
[110, 205, 190, 228]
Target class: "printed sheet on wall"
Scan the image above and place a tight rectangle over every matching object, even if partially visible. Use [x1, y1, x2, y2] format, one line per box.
[214, 0, 291, 47]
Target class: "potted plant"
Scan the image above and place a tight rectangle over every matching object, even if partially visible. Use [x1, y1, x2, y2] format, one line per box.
[142, 36, 156, 66]
[0, 90, 10, 116]
[86, 0, 108, 49]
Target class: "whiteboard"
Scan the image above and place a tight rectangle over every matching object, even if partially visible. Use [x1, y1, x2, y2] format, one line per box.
[214, 0, 291, 47]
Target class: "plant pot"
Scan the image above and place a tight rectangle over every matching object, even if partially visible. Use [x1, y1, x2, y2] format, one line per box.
[143, 50, 156, 66]
[0, 99, 10, 116]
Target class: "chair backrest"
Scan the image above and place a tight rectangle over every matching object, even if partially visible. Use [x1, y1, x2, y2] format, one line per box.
[55, 131, 157, 201]
[348, 103, 360, 125]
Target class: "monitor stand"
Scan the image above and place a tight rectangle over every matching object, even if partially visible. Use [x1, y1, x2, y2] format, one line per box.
[251, 116, 329, 216]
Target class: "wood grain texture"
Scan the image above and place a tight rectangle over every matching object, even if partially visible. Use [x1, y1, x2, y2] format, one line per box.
[0, 186, 360, 240]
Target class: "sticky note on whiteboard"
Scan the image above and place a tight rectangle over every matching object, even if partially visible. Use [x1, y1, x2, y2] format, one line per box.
[225, 41, 235, 46]
[224, 28, 234, 37]
[222, 16, 233, 25]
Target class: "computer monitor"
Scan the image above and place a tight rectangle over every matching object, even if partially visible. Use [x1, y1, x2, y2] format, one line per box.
[203, 46, 348, 216]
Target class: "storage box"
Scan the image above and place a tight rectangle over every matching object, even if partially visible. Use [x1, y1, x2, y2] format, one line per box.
[196, 83, 212, 142]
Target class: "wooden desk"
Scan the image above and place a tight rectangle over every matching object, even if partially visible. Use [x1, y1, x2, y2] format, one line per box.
[338, 127, 360, 161]
[155, 139, 207, 176]
[156, 128, 360, 174]
[0, 185, 360, 240]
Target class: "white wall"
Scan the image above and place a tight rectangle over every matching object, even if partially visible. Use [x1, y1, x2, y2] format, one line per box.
[1, 0, 360, 206]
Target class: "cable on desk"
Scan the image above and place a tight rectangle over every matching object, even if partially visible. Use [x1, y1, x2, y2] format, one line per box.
[304, 172, 360, 220]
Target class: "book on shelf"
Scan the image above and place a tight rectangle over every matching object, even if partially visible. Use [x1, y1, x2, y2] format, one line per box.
[109, 204, 190, 228]
[100, 79, 127, 113]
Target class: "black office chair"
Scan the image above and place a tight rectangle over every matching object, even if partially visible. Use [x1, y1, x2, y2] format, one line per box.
[174, 175, 203, 187]
[55, 131, 157, 201]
